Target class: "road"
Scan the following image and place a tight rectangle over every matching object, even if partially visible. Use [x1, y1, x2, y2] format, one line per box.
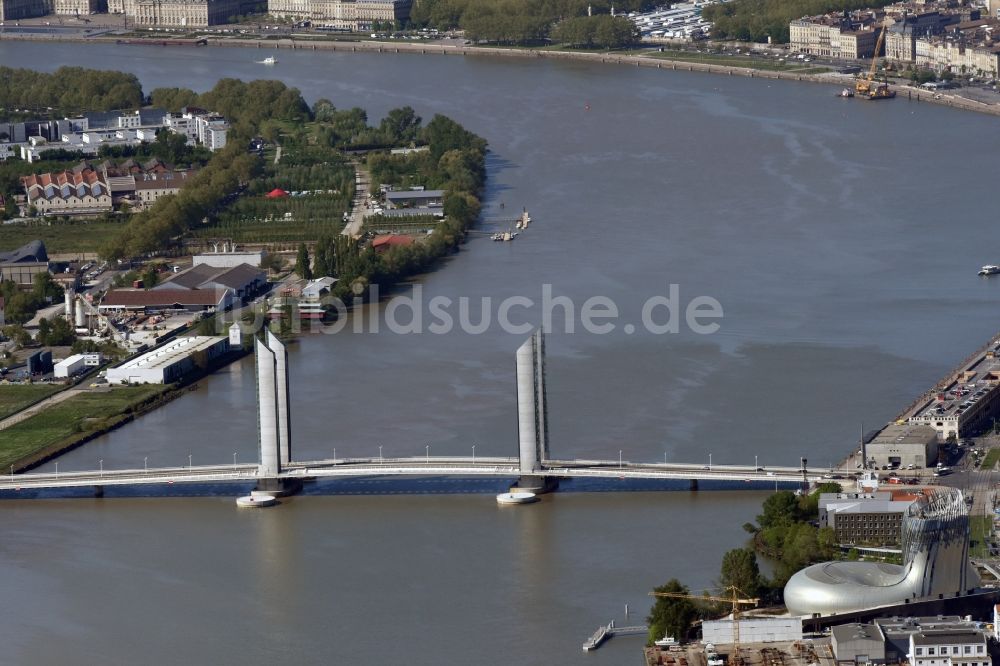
[341, 161, 370, 238]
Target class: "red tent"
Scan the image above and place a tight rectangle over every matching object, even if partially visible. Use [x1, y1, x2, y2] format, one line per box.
[265, 188, 288, 199]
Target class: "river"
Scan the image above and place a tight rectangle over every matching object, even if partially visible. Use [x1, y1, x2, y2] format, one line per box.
[1, 41, 999, 664]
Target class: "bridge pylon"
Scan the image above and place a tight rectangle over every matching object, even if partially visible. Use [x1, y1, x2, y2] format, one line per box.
[511, 330, 558, 494]
[254, 330, 300, 496]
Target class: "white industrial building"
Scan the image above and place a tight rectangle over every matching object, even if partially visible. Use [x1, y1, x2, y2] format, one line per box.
[106, 336, 228, 384]
[193, 249, 266, 269]
[53, 353, 102, 379]
[702, 617, 802, 645]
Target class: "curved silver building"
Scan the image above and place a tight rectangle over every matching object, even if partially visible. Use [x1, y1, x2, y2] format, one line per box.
[784, 489, 977, 616]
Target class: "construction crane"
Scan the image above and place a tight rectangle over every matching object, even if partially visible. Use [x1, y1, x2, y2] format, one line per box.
[648, 586, 759, 664]
[856, 23, 896, 99]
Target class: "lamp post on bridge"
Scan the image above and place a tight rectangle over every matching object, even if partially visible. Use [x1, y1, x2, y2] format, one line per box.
[99, 459, 103, 478]
[333, 448, 337, 465]
[472, 444, 476, 464]
[54, 462, 58, 476]
[144, 456, 148, 474]
[233, 452, 237, 471]
[755, 455, 758, 471]
[188, 454, 192, 470]
[379, 445, 383, 464]
[709, 453, 712, 471]
[619, 449, 623, 470]
[426, 445, 430, 464]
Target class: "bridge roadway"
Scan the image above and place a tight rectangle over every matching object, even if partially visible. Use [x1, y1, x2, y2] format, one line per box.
[0, 457, 831, 493]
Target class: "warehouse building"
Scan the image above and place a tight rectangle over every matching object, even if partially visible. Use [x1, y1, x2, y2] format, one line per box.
[831, 623, 886, 666]
[908, 345, 1000, 441]
[702, 617, 802, 645]
[154, 262, 266, 304]
[875, 617, 988, 665]
[867, 424, 938, 469]
[106, 336, 228, 384]
[99, 288, 231, 314]
[53, 353, 102, 378]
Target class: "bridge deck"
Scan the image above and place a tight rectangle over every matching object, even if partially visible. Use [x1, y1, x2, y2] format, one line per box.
[0, 456, 828, 493]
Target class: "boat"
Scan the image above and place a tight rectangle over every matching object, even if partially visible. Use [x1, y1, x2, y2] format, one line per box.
[491, 230, 518, 242]
[654, 636, 679, 648]
[257, 56, 277, 65]
[979, 265, 1000, 276]
[838, 88, 854, 98]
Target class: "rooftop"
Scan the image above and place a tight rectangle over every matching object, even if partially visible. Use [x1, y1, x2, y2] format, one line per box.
[910, 343, 1000, 423]
[100, 288, 226, 308]
[159, 263, 262, 291]
[0, 240, 48, 264]
[114, 336, 226, 372]
[912, 630, 986, 645]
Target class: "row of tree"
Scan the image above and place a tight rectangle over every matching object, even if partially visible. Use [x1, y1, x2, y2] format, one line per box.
[409, 0, 650, 46]
[702, 0, 888, 43]
[0, 66, 143, 119]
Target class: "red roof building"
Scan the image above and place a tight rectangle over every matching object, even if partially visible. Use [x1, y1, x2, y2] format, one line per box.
[372, 235, 416, 253]
[98, 288, 231, 314]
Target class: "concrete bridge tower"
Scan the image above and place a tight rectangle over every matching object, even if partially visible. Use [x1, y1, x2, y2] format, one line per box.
[254, 331, 296, 493]
[512, 330, 557, 493]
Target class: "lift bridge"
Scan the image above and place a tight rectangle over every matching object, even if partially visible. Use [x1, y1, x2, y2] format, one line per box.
[0, 331, 828, 498]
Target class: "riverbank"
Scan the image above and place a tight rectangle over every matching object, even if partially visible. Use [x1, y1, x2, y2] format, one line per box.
[2, 348, 248, 473]
[2, 31, 999, 118]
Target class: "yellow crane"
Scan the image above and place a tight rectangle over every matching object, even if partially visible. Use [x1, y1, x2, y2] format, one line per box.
[856, 23, 895, 99]
[648, 586, 759, 664]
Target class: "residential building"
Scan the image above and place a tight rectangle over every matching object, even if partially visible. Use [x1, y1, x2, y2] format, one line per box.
[877, 617, 986, 664]
[298, 276, 337, 319]
[886, 10, 965, 62]
[910, 629, 988, 666]
[132, 170, 193, 206]
[163, 109, 229, 151]
[268, 0, 411, 29]
[20, 167, 112, 215]
[789, 13, 883, 59]
[106, 336, 229, 384]
[53, 0, 103, 14]
[129, 0, 247, 27]
[0, 0, 52, 21]
[915, 20, 1000, 77]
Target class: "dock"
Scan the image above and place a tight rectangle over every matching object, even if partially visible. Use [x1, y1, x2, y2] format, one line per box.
[582, 620, 648, 651]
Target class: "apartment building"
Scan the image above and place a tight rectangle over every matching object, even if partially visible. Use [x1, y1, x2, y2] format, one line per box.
[267, 0, 410, 29]
[790, 13, 882, 59]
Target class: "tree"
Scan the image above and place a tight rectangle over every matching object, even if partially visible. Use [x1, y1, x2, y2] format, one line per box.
[719, 548, 762, 599]
[38, 317, 75, 346]
[1, 324, 30, 348]
[295, 243, 312, 279]
[379, 106, 422, 145]
[647, 579, 697, 646]
[260, 253, 286, 275]
[756, 491, 800, 529]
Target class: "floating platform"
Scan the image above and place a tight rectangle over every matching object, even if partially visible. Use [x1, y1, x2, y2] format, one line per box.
[496, 491, 538, 505]
[236, 494, 277, 508]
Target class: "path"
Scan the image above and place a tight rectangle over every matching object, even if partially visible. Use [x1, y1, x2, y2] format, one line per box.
[341, 160, 370, 238]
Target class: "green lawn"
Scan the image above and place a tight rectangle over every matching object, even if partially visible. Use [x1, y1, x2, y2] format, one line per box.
[0, 385, 166, 470]
[981, 447, 1000, 470]
[0, 384, 62, 421]
[0, 220, 125, 254]
[970, 515, 994, 559]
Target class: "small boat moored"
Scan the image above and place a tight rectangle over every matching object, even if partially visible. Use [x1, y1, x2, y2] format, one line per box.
[979, 265, 1000, 276]
[838, 88, 854, 98]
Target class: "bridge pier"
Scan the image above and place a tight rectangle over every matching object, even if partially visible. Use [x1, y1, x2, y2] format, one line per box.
[254, 477, 302, 497]
[93, 485, 104, 498]
[511, 475, 559, 494]
[689, 479, 698, 491]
